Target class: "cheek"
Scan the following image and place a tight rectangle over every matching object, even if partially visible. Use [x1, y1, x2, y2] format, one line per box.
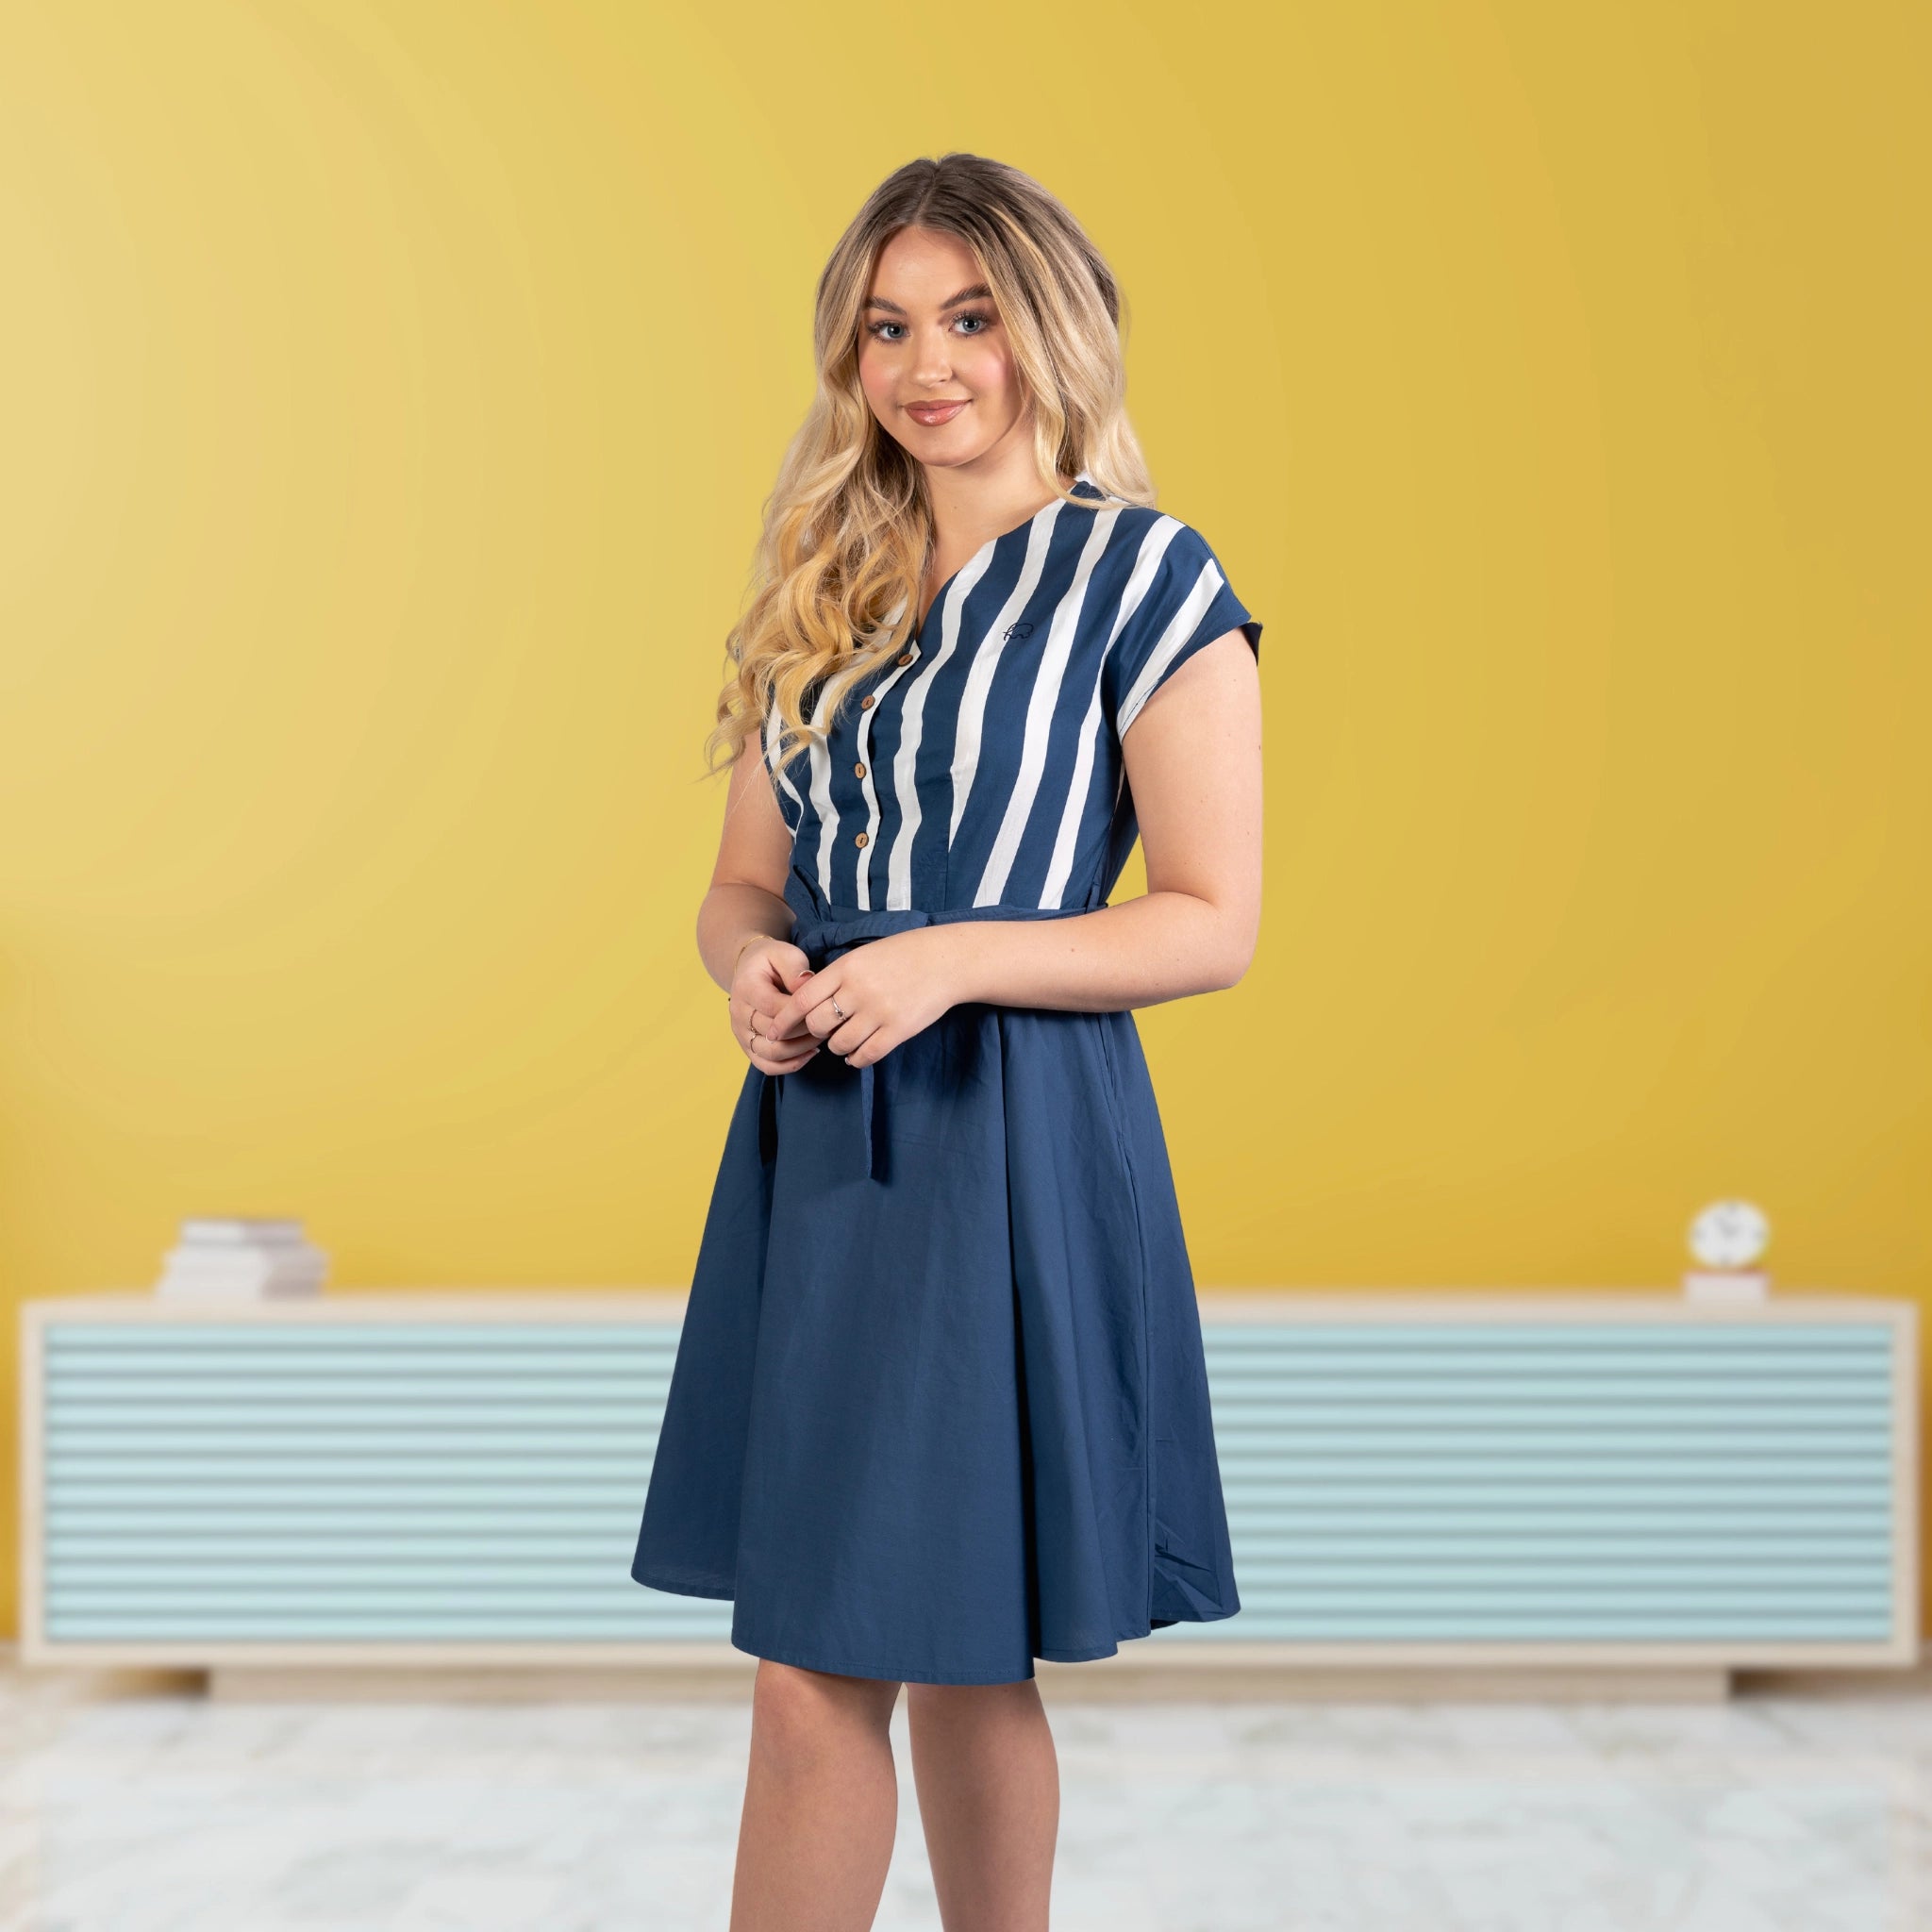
[957, 334, 1013, 402]
[857, 341, 894, 411]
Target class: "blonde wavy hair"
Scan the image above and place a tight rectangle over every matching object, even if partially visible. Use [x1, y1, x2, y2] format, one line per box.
[704, 152, 1158, 787]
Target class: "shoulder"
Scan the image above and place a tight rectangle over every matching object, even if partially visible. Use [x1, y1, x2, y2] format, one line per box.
[1099, 507, 1260, 732]
[1092, 503, 1226, 581]
[1098, 507, 1243, 631]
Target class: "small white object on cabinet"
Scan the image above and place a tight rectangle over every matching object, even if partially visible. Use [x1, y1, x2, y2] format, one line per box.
[154, 1215, 328, 1301]
[1684, 1199, 1771, 1303]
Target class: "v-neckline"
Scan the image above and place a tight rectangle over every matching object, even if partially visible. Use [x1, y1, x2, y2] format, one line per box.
[914, 470, 1097, 637]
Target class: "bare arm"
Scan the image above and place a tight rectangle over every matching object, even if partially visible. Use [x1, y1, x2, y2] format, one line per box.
[701, 739, 823, 1072]
[938, 627, 1264, 1008]
[697, 741, 795, 991]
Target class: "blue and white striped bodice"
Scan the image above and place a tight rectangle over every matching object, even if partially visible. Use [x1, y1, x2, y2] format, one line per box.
[764, 475, 1261, 916]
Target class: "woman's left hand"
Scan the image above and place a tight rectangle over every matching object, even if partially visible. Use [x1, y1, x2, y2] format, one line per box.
[764, 927, 967, 1069]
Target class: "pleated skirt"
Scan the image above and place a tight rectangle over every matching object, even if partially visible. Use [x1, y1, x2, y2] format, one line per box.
[629, 965, 1242, 1685]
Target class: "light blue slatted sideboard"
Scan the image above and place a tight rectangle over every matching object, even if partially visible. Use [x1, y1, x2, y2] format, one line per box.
[24, 1295, 721, 1657]
[17, 1291, 1920, 1674]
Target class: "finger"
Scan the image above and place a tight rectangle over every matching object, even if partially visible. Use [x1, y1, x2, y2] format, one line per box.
[825, 1012, 883, 1060]
[767, 974, 827, 1035]
[841, 1022, 895, 1068]
[760, 1014, 817, 1047]
[771, 953, 816, 993]
[752, 1041, 817, 1073]
[806, 995, 853, 1044]
[795, 981, 852, 1042]
[746, 1025, 816, 1072]
[753, 996, 815, 1042]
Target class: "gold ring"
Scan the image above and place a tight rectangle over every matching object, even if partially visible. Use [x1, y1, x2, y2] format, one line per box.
[830, 995, 847, 1023]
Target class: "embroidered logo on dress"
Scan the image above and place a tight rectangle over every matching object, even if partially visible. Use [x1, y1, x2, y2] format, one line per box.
[1003, 622, 1035, 641]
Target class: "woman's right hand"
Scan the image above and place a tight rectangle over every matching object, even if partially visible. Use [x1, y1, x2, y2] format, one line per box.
[728, 935, 822, 1072]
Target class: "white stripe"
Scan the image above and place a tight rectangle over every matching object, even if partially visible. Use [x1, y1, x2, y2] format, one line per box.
[974, 507, 1122, 906]
[795, 600, 907, 902]
[947, 505, 1063, 847]
[801, 678, 841, 899]
[764, 707, 807, 834]
[1039, 516, 1184, 908]
[882, 546, 999, 909]
[1115, 557, 1227, 737]
[853, 641, 923, 909]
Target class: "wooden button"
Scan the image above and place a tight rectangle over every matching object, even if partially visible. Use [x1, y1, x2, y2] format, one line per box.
[895, 651, 913, 666]
[859, 694, 875, 709]
[853, 761, 866, 778]
[854, 830, 869, 847]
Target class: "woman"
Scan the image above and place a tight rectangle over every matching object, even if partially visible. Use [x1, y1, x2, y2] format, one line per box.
[631, 151, 1263, 1929]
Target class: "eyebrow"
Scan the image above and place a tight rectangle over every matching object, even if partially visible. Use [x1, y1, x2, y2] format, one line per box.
[862, 282, 992, 316]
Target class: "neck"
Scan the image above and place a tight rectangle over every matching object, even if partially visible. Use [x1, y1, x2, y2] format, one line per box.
[915, 430, 1066, 559]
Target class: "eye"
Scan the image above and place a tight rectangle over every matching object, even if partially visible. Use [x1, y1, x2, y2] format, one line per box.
[863, 310, 998, 343]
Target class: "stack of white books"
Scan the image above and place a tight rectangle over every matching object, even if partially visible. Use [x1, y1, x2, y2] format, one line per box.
[154, 1217, 329, 1301]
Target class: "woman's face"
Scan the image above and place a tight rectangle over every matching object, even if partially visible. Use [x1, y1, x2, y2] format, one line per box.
[858, 225, 1029, 471]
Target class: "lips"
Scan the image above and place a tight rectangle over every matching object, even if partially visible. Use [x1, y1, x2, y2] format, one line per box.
[906, 400, 968, 425]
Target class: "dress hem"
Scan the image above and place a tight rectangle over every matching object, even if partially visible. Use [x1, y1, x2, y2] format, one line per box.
[630, 1565, 1243, 1685]
[629, 1564, 734, 1602]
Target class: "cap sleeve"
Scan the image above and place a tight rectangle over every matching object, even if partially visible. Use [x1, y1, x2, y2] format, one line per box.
[1105, 518, 1262, 738]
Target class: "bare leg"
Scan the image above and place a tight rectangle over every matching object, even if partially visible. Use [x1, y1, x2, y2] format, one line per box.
[729, 1658, 904, 1932]
[905, 1678, 1059, 1932]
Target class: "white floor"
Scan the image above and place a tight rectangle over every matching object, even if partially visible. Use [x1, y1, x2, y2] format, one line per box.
[2, 1666, 1928, 1931]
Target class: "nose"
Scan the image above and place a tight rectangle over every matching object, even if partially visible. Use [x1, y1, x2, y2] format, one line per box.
[910, 325, 955, 387]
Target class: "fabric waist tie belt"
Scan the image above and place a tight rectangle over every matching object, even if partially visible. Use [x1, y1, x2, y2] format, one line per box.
[783, 862, 1096, 1181]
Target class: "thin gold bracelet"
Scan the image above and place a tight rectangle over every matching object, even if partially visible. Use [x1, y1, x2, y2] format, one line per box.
[724, 932, 763, 996]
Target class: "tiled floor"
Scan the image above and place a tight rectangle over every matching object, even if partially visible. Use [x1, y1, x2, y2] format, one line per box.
[1, 1662, 1927, 1930]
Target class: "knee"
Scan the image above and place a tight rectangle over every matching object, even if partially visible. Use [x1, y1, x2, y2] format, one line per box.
[905, 1676, 1042, 1724]
[750, 1659, 899, 1771]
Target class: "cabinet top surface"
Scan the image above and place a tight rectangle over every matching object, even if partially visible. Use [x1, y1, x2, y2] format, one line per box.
[19, 1288, 1914, 1325]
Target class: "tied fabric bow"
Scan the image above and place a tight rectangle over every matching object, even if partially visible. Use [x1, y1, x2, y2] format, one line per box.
[781, 862, 1091, 1181]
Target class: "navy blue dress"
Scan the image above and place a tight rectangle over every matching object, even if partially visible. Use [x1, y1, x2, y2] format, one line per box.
[630, 474, 1260, 1684]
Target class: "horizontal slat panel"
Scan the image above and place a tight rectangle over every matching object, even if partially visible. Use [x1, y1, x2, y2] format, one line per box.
[45, 1592, 705, 1615]
[46, 1426, 1890, 1457]
[43, 1612, 720, 1640]
[37, 1311, 1903, 1651]
[1223, 1478, 1890, 1503]
[1220, 1426, 1889, 1447]
[1215, 1501, 1893, 1528]
[47, 1567, 684, 1591]
[49, 1326, 1887, 1357]
[50, 1534, 654, 1558]
[45, 1381, 669, 1406]
[43, 1528, 1894, 1559]
[46, 1455, 655, 1480]
[1166, 1613, 1896, 1640]
[1198, 1324, 1891, 1349]
[46, 1324, 681, 1349]
[1214, 1454, 1890, 1477]
[46, 1479, 652, 1507]
[48, 1414, 668, 1444]
[41, 1611, 1890, 1642]
[45, 1559, 1894, 1592]
[44, 1579, 1887, 1615]
[1211, 1377, 1892, 1397]
[45, 1394, 1894, 1424]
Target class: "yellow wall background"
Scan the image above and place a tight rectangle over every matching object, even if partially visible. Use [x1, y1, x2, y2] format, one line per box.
[2, 1, 1926, 1640]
